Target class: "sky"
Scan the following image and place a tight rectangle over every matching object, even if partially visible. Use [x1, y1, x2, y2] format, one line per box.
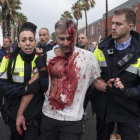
[0, 0, 128, 44]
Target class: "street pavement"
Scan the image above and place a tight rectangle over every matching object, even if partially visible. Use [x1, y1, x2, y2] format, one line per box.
[0, 103, 96, 140]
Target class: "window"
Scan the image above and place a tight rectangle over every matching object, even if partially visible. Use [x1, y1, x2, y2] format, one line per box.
[102, 21, 104, 32]
[97, 23, 100, 33]
[98, 35, 101, 43]
[133, 26, 136, 31]
[89, 37, 92, 45]
[91, 26, 93, 35]
[135, 5, 138, 15]
[90, 25, 95, 35]
[84, 28, 86, 34]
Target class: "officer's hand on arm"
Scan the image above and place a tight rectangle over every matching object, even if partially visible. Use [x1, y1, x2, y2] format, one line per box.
[35, 54, 49, 92]
[35, 54, 46, 70]
[106, 77, 133, 98]
[36, 48, 43, 54]
[16, 112, 26, 135]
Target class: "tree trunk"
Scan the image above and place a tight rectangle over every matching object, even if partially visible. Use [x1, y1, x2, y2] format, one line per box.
[2, 2, 7, 37]
[85, 9, 88, 37]
[76, 19, 78, 46]
[105, 0, 108, 37]
[7, 13, 10, 36]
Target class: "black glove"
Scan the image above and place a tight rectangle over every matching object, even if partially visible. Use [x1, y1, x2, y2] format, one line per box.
[26, 79, 40, 94]
[106, 85, 133, 98]
[35, 54, 46, 69]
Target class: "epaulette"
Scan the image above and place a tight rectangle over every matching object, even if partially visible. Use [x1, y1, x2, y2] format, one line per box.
[50, 42, 54, 45]
[35, 53, 39, 56]
[5, 54, 10, 59]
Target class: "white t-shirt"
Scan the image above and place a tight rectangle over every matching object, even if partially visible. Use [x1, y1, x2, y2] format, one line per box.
[42, 47, 101, 121]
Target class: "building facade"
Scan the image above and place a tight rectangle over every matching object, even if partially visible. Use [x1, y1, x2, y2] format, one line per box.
[78, 0, 140, 45]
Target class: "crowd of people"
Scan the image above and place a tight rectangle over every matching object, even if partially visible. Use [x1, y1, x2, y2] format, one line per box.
[0, 8, 140, 140]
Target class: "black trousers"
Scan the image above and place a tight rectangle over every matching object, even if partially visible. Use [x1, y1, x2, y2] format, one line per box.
[96, 115, 139, 140]
[8, 114, 41, 140]
[84, 85, 95, 114]
[40, 113, 83, 140]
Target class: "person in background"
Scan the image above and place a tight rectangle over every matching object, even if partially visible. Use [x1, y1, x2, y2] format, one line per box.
[0, 37, 12, 63]
[36, 28, 54, 54]
[78, 33, 94, 52]
[91, 41, 98, 51]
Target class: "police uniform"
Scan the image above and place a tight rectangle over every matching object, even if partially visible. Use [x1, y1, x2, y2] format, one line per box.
[93, 31, 140, 140]
[0, 52, 44, 140]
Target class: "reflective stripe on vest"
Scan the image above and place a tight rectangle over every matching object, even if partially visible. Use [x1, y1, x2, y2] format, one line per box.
[125, 65, 138, 74]
[99, 61, 107, 67]
[0, 72, 7, 79]
[0, 54, 38, 82]
[12, 75, 24, 83]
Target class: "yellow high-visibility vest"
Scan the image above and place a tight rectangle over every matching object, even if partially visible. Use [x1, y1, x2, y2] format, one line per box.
[0, 54, 38, 83]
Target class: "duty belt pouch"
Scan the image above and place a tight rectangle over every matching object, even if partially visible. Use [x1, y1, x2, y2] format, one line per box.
[1, 106, 9, 125]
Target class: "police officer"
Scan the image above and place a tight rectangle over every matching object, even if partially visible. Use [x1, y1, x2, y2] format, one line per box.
[0, 22, 47, 140]
[93, 8, 140, 140]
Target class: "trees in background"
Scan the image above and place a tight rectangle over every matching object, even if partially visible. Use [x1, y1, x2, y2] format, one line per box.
[71, 1, 82, 44]
[78, 0, 95, 36]
[61, 11, 73, 19]
[0, 0, 27, 40]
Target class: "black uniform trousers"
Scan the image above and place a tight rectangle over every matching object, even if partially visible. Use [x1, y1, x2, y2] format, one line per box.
[8, 113, 41, 140]
[96, 115, 139, 140]
[40, 113, 83, 140]
[84, 85, 95, 114]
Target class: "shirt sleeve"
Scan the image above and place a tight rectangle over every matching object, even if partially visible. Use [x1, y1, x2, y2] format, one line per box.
[88, 52, 101, 85]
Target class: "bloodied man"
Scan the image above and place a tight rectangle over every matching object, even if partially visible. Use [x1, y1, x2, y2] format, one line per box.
[16, 18, 123, 140]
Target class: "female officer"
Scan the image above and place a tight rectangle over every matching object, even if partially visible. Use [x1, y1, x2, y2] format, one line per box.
[0, 22, 46, 140]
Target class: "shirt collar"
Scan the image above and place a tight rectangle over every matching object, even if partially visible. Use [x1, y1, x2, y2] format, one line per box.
[46, 39, 52, 45]
[114, 35, 132, 50]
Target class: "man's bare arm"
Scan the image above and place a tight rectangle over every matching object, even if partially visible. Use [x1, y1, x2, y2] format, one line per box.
[16, 72, 39, 135]
[93, 77, 107, 92]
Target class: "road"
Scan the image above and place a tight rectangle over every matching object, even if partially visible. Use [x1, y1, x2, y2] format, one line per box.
[0, 103, 96, 140]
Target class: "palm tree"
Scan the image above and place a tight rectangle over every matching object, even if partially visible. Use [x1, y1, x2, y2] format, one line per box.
[71, 1, 82, 44]
[105, 0, 108, 37]
[79, 0, 95, 36]
[0, 0, 7, 37]
[15, 12, 27, 34]
[0, 0, 27, 38]
[7, 0, 21, 36]
[51, 32, 56, 43]
[61, 11, 73, 19]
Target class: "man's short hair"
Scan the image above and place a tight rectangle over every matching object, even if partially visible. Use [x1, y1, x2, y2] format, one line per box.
[3, 37, 12, 43]
[78, 33, 88, 39]
[55, 18, 77, 35]
[39, 28, 49, 34]
[114, 8, 136, 26]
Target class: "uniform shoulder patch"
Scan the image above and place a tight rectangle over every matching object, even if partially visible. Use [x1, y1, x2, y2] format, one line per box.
[35, 53, 39, 56]
[5, 54, 10, 59]
[50, 42, 54, 45]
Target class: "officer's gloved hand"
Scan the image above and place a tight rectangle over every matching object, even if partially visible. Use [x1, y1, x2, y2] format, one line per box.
[35, 54, 46, 70]
[106, 85, 133, 98]
[26, 79, 40, 94]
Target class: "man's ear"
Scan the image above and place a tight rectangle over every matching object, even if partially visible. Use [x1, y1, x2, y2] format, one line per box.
[129, 24, 134, 31]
